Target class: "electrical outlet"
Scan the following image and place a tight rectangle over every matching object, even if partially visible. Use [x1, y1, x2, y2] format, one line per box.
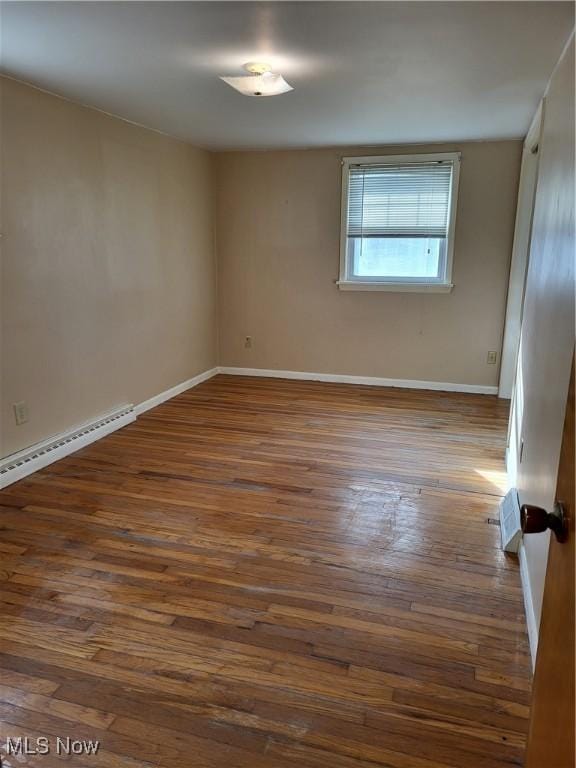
[244, 336, 252, 349]
[486, 351, 498, 365]
[13, 401, 28, 426]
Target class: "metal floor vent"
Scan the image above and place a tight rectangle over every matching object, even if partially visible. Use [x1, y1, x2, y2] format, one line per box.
[0, 405, 134, 478]
[499, 487, 522, 553]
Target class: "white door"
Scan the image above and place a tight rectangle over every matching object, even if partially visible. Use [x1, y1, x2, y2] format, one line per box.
[499, 106, 542, 399]
[515, 36, 575, 651]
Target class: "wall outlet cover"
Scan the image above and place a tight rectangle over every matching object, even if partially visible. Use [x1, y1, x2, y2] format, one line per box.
[13, 401, 29, 426]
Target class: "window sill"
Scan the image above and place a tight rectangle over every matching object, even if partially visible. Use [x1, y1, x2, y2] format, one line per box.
[337, 281, 454, 293]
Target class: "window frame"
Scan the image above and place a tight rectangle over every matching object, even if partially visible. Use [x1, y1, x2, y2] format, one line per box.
[338, 152, 461, 292]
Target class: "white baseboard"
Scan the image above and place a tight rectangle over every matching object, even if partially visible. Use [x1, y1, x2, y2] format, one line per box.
[0, 367, 219, 490]
[134, 367, 219, 415]
[218, 367, 498, 395]
[519, 541, 539, 669]
[0, 406, 136, 490]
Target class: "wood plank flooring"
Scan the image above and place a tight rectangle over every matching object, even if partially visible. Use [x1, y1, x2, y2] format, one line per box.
[0, 375, 531, 767]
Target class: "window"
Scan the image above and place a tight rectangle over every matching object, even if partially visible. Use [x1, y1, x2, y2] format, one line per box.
[339, 152, 460, 291]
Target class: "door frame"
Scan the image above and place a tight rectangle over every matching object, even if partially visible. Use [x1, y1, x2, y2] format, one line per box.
[499, 104, 543, 401]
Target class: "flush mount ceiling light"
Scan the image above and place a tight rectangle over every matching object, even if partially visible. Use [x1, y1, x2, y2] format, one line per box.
[220, 62, 293, 97]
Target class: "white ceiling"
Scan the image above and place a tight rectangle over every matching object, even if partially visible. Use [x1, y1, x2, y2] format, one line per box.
[2, 2, 573, 150]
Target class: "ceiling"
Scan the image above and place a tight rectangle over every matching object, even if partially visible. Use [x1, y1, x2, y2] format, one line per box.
[2, 2, 573, 150]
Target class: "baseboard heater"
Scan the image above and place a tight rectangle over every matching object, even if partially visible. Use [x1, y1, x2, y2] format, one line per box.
[0, 405, 135, 490]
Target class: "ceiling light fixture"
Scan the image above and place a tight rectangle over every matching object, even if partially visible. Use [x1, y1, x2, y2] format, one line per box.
[220, 62, 293, 97]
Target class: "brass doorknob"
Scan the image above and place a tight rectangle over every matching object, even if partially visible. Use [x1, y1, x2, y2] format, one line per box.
[520, 502, 567, 543]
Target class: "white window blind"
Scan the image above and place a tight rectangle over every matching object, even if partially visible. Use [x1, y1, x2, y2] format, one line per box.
[346, 160, 454, 240]
[339, 152, 460, 291]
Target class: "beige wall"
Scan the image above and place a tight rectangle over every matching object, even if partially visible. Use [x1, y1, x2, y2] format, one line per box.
[215, 141, 521, 385]
[0, 78, 217, 458]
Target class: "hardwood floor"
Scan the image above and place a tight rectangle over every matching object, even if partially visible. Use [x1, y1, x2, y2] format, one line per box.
[0, 375, 531, 767]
